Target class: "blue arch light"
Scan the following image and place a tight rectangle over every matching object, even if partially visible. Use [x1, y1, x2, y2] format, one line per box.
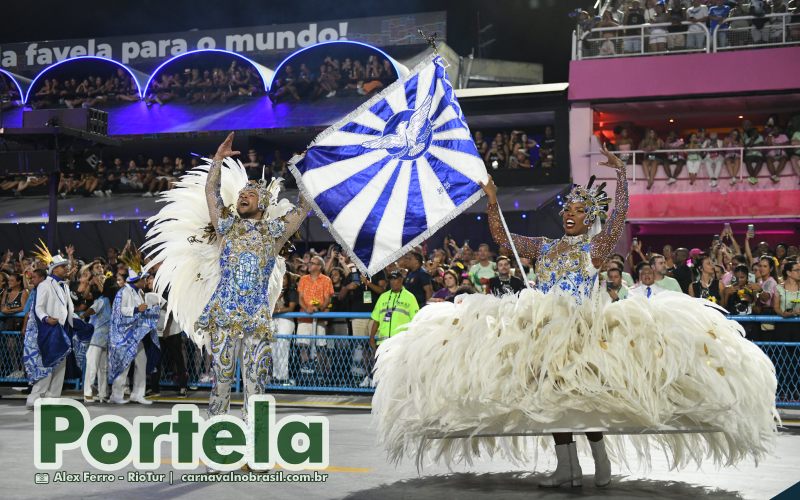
[144, 49, 272, 95]
[0, 68, 24, 102]
[268, 40, 405, 93]
[24, 56, 144, 103]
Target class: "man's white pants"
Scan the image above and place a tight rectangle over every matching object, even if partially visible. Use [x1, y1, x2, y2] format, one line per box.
[111, 340, 146, 401]
[26, 358, 67, 407]
[83, 345, 108, 400]
[273, 318, 295, 381]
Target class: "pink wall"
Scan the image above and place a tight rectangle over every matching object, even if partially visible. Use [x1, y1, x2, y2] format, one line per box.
[569, 47, 800, 102]
[628, 190, 800, 220]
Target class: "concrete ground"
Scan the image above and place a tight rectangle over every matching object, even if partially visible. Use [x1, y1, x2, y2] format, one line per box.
[1, 390, 799, 500]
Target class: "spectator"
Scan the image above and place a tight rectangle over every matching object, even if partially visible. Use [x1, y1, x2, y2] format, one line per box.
[723, 129, 743, 185]
[688, 254, 724, 302]
[686, 0, 710, 49]
[765, 126, 789, 183]
[707, 0, 732, 48]
[743, 124, 765, 184]
[615, 127, 634, 164]
[484, 139, 506, 170]
[604, 266, 629, 301]
[749, 0, 771, 43]
[685, 132, 703, 185]
[431, 269, 460, 302]
[538, 126, 557, 172]
[2, 272, 28, 378]
[296, 255, 334, 374]
[774, 258, 800, 318]
[271, 150, 288, 179]
[272, 273, 298, 385]
[751, 255, 779, 314]
[469, 244, 497, 292]
[629, 262, 668, 298]
[327, 266, 350, 339]
[639, 128, 664, 190]
[790, 125, 800, 183]
[623, 0, 647, 53]
[243, 149, 264, 180]
[488, 256, 525, 296]
[672, 247, 693, 292]
[723, 264, 755, 315]
[649, 253, 683, 292]
[401, 252, 433, 307]
[664, 130, 686, 184]
[666, 0, 688, 50]
[597, 10, 620, 56]
[649, 2, 670, 52]
[341, 266, 387, 336]
[702, 131, 724, 187]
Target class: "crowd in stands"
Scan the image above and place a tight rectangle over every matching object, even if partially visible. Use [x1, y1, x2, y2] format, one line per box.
[578, 0, 800, 56]
[30, 68, 139, 109]
[0, 77, 21, 110]
[0, 213, 798, 387]
[269, 53, 397, 103]
[473, 126, 557, 172]
[603, 115, 800, 188]
[145, 60, 264, 106]
[0, 147, 300, 198]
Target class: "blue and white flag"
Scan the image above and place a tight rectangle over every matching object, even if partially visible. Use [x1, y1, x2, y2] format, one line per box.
[289, 55, 488, 275]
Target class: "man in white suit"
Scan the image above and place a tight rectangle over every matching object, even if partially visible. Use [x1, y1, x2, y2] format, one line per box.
[25, 255, 72, 408]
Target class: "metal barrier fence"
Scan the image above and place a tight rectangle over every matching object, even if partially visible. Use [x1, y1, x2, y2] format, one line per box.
[1, 311, 798, 406]
[574, 13, 800, 60]
[714, 13, 800, 51]
[584, 143, 800, 186]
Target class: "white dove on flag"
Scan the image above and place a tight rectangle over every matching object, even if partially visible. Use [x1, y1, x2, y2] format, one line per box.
[289, 54, 488, 275]
[361, 94, 434, 158]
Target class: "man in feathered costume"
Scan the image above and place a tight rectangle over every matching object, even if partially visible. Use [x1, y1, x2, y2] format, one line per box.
[144, 132, 310, 471]
[108, 243, 160, 405]
[371, 144, 778, 487]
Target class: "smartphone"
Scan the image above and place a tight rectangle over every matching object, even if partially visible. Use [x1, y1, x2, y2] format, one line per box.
[632, 237, 638, 246]
[713, 234, 720, 243]
[724, 222, 731, 232]
[747, 224, 755, 238]
[349, 272, 361, 284]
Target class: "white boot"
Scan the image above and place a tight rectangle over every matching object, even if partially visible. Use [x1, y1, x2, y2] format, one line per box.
[539, 442, 582, 488]
[589, 439, 611, 487]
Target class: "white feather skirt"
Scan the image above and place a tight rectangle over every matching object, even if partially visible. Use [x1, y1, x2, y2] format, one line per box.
[372, 289, 779, 471]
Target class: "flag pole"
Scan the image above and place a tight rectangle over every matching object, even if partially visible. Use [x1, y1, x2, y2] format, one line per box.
[494, 202, 533, 289]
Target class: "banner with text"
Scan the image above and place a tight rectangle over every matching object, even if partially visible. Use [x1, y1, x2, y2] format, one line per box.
[0, 12, 446, 76]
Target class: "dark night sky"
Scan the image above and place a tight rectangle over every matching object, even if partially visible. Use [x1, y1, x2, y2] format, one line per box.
[1, 0, 591, 82]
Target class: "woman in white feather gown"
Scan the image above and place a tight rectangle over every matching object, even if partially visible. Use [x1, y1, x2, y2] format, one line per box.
[371, 145, 778, 488]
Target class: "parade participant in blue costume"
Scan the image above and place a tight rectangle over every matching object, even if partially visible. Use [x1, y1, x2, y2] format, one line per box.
[144, 132, 310, 471]
[24, 242, 93, 408]
[108, 243, 160, 405]
[372, 144, 777, 487]
[82, 276, 118, 403]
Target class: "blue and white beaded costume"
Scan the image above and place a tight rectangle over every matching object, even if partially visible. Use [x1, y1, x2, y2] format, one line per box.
[371, 167, 778, 472]
[201, 159, 309, 422]
[195, 206, 287, 339]
[144, 156, 309, 444]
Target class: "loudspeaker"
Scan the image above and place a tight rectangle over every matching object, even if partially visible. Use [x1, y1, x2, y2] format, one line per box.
[22, 108, 108, 135]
